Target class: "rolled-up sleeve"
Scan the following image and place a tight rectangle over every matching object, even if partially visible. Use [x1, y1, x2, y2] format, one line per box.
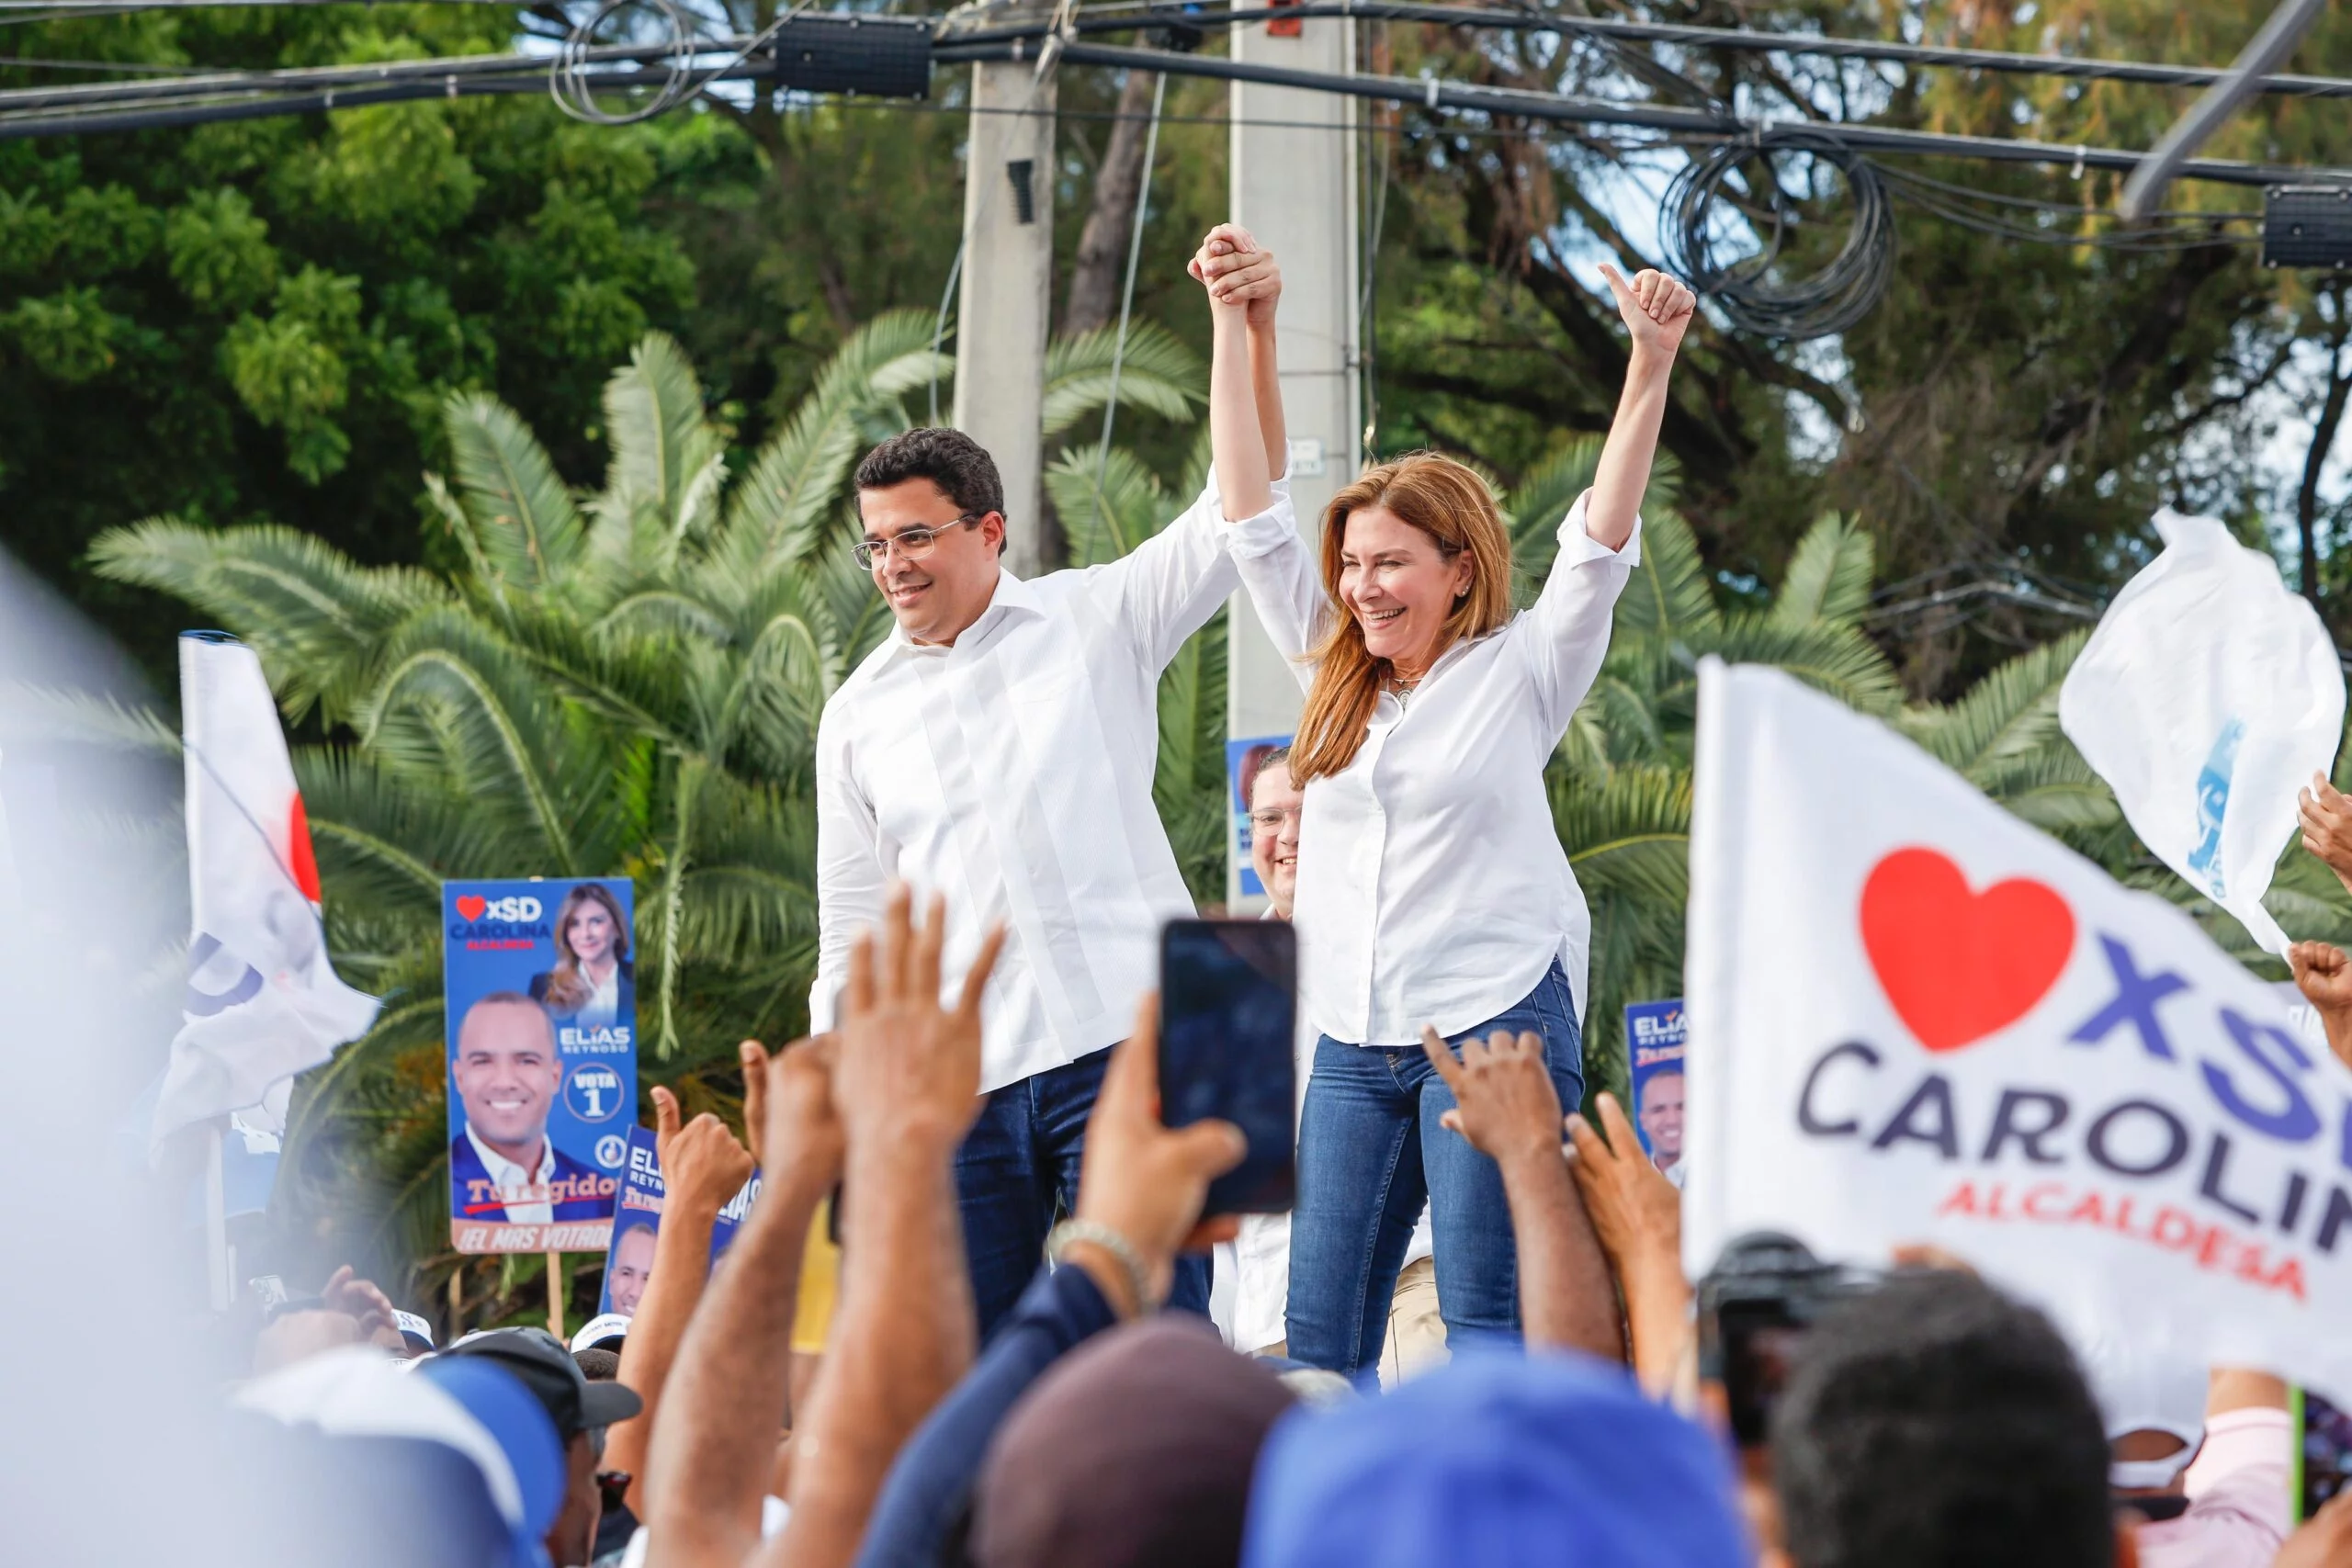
[1517, 489, 1642, 737]
[1227, 487, 1322, 693]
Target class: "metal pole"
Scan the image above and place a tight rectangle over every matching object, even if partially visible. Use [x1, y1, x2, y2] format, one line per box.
[1226, 0, 1360, 908]
[2120, 0, 2329, 220]
[953, 5, 1061, 579]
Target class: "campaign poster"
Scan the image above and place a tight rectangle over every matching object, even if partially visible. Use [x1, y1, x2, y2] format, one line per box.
[594, 1122, 760, 1317]
[445, 877, 637, 1254]
[1623, 998, 1687, 1189]
[1227, 735, 1294, 898]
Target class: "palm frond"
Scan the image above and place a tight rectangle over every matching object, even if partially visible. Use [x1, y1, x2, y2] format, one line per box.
[1042, 321, 1205, 437]
[603, 333, 721, 541]
[1609, 507, 1721, 645]
[1769, 512, 1874, 629]
[442, 391, 586, 591]
[1899, 631, 2090, 782]
[720, 309, 946, 568]
[1044, 444, 1172, 567]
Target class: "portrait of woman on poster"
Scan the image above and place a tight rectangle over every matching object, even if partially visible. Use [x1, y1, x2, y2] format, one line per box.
[530, 882, 634, 1029]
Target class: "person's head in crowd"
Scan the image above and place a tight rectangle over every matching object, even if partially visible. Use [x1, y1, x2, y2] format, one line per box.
[2078, 1333, 2208, 1499]
[1244, 1350, 1747, 1568]
[543, 883, 629, 1010]
[1289, 454, 1514, 782]
[570, 1312, 632, 1359]
[971, 1316, 1295, 1568]
[854, 427, 1010, 645]
[1766, 1269, 2125, 1568]
[234, 1345, 566, 1568]
[1637, 1066, 1684, 1171]
[447, 1326, 643, 1568]
[1248, 748, 1303, 919]
[453, 993, 562, 1168]
[605, 1223, 657, 1315]
[571, 1347, 621, 1383]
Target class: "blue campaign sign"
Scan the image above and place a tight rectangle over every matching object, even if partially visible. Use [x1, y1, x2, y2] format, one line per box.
[1227, 735, 1295, 898]
[1623, 998, 1688, 1187]
[445, 877, 638, 1255]
[594, 1122, 761, 1318]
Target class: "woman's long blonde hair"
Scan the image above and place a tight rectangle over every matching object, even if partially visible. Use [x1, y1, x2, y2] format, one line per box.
[1287, 453, 1515, 784]
[542, 882, 630, 1010]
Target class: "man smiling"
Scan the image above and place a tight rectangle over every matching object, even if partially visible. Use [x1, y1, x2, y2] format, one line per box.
[447, 991, 608, 1224]
[809, 229, 1298, 1337]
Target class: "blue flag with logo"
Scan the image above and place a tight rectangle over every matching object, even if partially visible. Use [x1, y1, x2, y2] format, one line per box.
[444, 877, 637, 1254]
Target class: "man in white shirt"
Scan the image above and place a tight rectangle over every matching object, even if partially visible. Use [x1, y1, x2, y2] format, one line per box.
[810, 262, 1294, 1336]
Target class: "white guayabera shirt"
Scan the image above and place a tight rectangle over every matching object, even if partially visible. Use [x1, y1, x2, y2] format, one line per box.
[810, 480, 1300, 1092]
[1229, 493, 1639, 1044]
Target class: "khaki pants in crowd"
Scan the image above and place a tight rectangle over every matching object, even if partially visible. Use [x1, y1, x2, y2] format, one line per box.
[1256, 1257, 1449, 1385]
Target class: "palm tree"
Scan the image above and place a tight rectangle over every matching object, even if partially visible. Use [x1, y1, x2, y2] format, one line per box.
[91, 315, 1204, 1324]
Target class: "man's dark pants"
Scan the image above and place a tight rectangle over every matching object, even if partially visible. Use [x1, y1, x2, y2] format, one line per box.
[954, 1043, 1210, 1341]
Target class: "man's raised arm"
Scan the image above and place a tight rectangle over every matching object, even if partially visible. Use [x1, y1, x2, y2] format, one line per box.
[1094, 223, 1295, 671]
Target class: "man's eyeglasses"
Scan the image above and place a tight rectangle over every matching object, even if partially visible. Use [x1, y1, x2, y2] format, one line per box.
[853, 513, 985, 570]
[1249, 807, 1303, 833]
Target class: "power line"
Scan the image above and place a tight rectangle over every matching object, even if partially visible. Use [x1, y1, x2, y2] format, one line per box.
[982, 4, 2352, 103]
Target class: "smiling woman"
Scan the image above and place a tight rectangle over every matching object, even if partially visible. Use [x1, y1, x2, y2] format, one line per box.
[1198, 220, 1697, 1376]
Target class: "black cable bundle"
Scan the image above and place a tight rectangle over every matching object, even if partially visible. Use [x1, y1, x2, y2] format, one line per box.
[1660, 127, 1897, 341]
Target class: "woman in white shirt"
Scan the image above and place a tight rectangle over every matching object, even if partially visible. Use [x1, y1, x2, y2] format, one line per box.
[1194, 226, 1694, 1373]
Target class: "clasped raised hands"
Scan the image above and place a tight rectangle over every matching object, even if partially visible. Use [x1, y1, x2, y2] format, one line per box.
[1189, 221, 1282, 328]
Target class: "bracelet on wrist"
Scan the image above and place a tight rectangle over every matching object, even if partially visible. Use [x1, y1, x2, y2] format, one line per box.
[1046, 1218, 1159, 1315]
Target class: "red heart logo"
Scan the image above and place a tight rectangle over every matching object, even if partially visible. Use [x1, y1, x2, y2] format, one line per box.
[455, 895, 488, 921]
[1860, 847, 2075, 1053]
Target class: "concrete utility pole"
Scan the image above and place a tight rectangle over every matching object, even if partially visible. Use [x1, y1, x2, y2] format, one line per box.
[1226, 0, 1360, 907]
[954, 6, 1059, 580]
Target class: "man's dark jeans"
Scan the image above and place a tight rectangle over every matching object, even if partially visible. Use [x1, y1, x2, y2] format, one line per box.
[955, 1043, 1209, 1341]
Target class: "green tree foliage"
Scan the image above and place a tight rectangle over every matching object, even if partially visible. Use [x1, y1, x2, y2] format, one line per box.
[0, 4, 702, 669]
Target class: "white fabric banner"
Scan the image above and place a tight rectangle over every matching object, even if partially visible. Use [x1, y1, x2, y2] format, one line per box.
[151, 634, 378, 1150]
[1686, 660, 2352, 1404]
[2059, 510, 2345, 956]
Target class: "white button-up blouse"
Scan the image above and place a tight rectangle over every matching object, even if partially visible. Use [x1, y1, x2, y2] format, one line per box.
[1229, 492, 1640, 1044]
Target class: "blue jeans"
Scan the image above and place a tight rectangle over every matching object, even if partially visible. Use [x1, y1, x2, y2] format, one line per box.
[1283, 961, 1584, 1377]
[954, 1043, 1210, 1342]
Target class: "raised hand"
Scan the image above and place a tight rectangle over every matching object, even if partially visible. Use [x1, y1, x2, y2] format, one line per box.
[1564, 1092, 1681, 1279]
[1421, 1026, 1567, 1170]
[762, 1035, 845, 1190]
[666, 1104, 758, 1216]
[1600, 262, 1696, 359]
[831, 884, 1005, 1152]
[2301, 772, 2352, 895]
[1071, 993, 1247, 1314]
[320, 1263, 405, 1352]
[2289, 941, 2352, 1072]
[1189, 221, 1282, 330]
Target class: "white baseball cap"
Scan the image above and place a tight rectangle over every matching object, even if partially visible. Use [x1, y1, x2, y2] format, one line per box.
[569, 1313, 633, 1355]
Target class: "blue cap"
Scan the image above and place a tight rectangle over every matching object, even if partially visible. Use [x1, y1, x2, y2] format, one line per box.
[1242, 1352, 1749, 1568]
[235, 1346, 562, 1568]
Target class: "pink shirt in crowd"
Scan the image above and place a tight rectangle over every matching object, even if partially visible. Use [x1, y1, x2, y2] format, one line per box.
[2132, 1408, 2296, 1568]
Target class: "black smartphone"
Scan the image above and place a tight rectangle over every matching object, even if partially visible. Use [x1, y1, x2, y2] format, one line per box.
[1698, 1233, 1878, 1448]
[1157, 917, 1297, 1216]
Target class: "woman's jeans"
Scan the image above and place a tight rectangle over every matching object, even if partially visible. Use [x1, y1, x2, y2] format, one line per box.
[1283, 960, 1584, 1377]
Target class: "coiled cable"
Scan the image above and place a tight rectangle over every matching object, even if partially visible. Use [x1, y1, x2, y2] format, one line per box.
[1660, 127, 1896, 341]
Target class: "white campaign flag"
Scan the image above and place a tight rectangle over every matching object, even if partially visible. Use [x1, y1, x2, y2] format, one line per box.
[1686, 660, 2352, 1404]
[2059, 510, 2345, 956]
[151, 634, 378, 1151]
